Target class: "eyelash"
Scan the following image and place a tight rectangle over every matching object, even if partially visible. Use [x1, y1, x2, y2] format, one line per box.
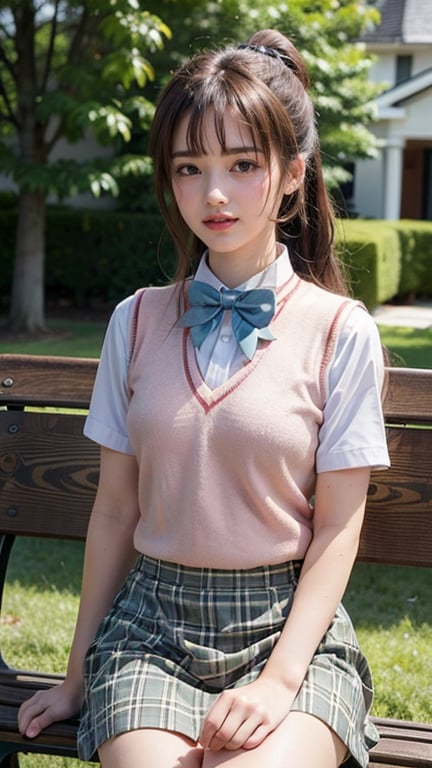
[234, 160, 258, 173]
[174, 159, 259, 177]
[175, 164, 199, 177]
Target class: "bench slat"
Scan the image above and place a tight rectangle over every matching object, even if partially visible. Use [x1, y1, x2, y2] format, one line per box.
[383, 368, 432, 425]
[370, 737, 432, 767]
[0, 411, 97, 540]
[0, 354, 98, 409]
[359, 426, 432, 567]
[0, 707, 79, 756]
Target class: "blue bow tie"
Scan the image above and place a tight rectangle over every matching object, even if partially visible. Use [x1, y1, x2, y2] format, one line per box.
[179, 281, 276, 360]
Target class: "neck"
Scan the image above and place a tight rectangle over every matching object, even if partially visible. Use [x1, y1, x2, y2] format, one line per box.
[207, 245, 279, 289]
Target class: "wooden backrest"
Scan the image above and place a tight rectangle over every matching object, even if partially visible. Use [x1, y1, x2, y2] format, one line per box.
[0, 355, 98, 542]
[359, 368, 432, 568]
[1, 355, 431, 566]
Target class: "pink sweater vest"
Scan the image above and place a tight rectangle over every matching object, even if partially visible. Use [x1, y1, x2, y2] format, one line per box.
[127, 274, 356, 568]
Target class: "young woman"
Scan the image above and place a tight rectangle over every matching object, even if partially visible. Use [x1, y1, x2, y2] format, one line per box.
[18, 29, 390, 768]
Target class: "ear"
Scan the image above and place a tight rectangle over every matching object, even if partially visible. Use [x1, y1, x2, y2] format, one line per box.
[283, 156, 306, 195]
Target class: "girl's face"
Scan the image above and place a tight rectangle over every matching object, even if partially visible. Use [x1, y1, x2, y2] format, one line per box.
[171, 108, 302, 286]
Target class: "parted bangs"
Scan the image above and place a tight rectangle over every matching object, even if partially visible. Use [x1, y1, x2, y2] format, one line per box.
[179, 73, 277, 165]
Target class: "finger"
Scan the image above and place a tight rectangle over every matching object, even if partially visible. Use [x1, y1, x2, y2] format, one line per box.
[18, 694, 44, 734]
[241, 722, 273, 750]
[219, 712, 266, 751]
[205, 711, 247, 752]
[200, 694, 235, 749]
[18, 693, 61, 738]
[24, 702, 63, 739]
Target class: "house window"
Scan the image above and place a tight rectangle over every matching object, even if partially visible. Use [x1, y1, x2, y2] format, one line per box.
[396, 55, 412, 84]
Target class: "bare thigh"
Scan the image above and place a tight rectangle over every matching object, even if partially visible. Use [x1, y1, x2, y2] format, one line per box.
[202, 711, 347, 768]
[98, 728, 205, 768]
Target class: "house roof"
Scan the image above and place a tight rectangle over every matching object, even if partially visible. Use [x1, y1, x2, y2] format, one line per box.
[362, 0, 432, 44]
[376, 66, 432, 118]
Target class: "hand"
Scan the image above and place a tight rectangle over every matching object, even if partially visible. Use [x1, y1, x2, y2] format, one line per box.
[199, 677, 294, 752]
[18, 678, 83, 739]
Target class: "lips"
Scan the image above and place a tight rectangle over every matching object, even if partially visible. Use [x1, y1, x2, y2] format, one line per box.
[203, 215, 238, 230]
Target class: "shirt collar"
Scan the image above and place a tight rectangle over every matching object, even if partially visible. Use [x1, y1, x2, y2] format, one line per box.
[194, 244, 294, 293]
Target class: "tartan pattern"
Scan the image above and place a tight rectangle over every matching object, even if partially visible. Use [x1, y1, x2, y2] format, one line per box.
[78, 556, 378, 766]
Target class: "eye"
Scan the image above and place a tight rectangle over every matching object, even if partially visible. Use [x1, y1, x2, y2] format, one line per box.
[175, 164, 200, 177]
[233, 160, 258, 173]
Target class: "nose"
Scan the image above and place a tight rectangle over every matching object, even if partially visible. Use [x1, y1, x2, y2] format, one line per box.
[205, 174, 229, 206]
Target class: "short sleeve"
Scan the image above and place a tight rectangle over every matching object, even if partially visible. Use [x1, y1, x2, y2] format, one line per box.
[316, 305, 390, 473]
[83, 295, 135, 454]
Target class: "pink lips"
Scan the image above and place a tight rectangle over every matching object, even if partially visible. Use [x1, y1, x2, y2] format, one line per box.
[203, 215, 238, 231]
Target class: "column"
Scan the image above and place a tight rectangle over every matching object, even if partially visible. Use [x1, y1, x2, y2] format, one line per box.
[382, 138, 405, 220]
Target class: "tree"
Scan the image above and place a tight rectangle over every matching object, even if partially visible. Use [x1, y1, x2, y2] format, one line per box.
[0, 1, 170, 333]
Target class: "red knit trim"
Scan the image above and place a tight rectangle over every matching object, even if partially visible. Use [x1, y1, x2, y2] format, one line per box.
[274, 272, 301, 318]
[129, 287, 146, 365]
[319, 299, 356, 399]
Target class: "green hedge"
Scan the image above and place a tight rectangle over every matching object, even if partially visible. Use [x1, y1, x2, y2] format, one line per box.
[1, 209, 431, 310]
[392, 220, 432, 296]
[337, 219, 432, 308]
[0, 207, 176, 310]
[44, 208, 176, 305]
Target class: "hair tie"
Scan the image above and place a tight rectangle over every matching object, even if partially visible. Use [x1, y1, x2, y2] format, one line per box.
[237, 43, 295, 71]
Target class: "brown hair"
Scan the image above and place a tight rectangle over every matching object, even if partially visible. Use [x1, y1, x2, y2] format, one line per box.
[148, 29, 348, 295]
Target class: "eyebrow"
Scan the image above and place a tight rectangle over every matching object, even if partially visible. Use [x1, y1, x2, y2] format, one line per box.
[171, 146, 264, 159]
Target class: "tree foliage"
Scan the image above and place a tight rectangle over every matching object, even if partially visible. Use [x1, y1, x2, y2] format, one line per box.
[143, 0, 382, 187]
[0, 0, 170, 331]
[0, 0, 170, 198]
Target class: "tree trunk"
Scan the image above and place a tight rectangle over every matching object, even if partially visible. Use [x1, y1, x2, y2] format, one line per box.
[7, 3, 47, 335]
[8, 189, 47, 334]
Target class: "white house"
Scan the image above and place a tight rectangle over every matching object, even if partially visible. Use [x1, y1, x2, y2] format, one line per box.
[353, 0, 432, 220]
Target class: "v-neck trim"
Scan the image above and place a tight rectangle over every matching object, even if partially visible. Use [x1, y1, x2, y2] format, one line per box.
[182, 272, 302, 412]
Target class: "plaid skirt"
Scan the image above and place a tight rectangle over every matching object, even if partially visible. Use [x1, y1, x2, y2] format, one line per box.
[77, 555, 378, 766]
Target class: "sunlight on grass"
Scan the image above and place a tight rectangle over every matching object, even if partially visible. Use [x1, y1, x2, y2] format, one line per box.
[0, 539, 83, 673]
[357, 620, 432, 722]
[377, 324, 432, 368]
[19, 758, 98, 768]
[0, 540, 98, 767]
[0, 320, 106, 358]
[344, 562, 431, 722]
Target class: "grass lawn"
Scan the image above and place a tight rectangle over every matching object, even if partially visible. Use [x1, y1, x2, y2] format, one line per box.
[0, 315, 431, 368]
[0, 319, 107, 358]
[0, 314, 430, 767]
[379, 325, 432, 369]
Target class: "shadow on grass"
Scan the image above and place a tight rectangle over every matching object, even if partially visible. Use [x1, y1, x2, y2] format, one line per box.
[5, 537, 84, 595]
[345, 562, 431, 630]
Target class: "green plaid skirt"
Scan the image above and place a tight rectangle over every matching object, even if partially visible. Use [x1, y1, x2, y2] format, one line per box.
[77, 555, 378, 766]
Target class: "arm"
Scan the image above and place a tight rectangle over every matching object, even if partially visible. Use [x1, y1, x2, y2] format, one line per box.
[200, 466, 371, 752]
[18, 446, 140, 739]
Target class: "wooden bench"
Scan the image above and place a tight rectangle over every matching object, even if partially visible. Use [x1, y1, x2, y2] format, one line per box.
[0, 353, 431, 767]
